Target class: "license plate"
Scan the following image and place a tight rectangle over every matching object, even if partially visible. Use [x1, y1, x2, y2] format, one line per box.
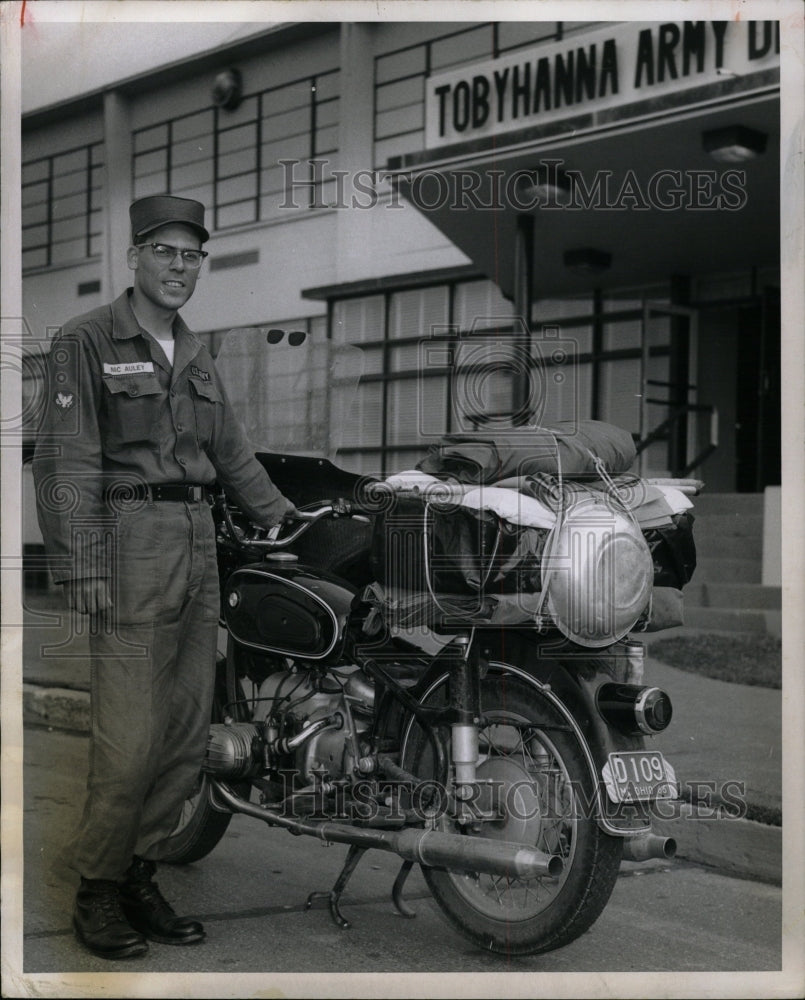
[602, 751, 678, 803]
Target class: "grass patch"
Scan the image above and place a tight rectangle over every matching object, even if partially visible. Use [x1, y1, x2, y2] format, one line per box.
[647, 633, 782, 689]
[679, 782, 782, 826]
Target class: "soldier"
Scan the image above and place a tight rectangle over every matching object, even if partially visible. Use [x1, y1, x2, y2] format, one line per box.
[33, 195, 294, 960]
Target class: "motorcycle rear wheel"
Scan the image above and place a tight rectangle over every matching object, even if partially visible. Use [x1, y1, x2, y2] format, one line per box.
[406, 656, 622, 956]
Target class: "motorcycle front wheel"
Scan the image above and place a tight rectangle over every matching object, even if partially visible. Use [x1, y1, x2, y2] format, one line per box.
[154, 658, 238, 865]
[405, 649, 622, 956]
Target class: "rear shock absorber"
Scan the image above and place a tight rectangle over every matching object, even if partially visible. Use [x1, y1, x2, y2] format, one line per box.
[448, 633, 481, 804]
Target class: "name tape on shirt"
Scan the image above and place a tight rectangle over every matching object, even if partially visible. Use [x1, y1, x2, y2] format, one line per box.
[103, 362, 155, 376]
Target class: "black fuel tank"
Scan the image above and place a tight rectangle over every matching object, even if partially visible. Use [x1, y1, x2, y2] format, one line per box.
[223, 564, 357, 659]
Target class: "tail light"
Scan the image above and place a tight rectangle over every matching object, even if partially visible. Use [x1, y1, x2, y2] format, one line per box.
[596, 683, 673, 735]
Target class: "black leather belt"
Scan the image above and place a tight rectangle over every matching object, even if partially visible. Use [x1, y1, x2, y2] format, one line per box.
[150, 484, 212, 502]
[106, 483, 213, 503]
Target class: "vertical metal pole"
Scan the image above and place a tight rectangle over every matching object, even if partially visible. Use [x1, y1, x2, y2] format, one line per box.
[669, 275, 691, 476]
[255, 92, 263, 223]
[212, 106, 220, 228]
[513, 213, 534, 423]
[591, 288, 603, 420]
[85, 145, 92, 259]
[45, 156, 53, 269]
[639, 300, 651, 478]
[102, 90, 133, 298]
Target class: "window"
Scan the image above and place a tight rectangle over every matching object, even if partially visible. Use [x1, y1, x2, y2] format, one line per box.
[325, 281, 678, 477]
[132, 70, 340, 231]
[374, 23, 564, 165]
[22, 141, 104, 271]
[330, 278, 525, 476]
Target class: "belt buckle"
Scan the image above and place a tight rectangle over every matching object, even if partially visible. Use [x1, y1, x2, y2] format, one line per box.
[189, 485, 202, 502]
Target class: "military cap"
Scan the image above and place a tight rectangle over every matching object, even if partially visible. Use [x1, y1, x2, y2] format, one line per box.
[129, 195, 210, 244]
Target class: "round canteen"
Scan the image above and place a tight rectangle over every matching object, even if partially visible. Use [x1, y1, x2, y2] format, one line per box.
[543, 495, 653, 647]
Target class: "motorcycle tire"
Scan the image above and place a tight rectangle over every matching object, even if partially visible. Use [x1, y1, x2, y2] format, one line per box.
[155, 658, 239, 865]
[405, 643, 622, 956]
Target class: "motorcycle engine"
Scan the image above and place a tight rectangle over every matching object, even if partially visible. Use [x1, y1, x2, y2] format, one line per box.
[203, 666, 374, 786]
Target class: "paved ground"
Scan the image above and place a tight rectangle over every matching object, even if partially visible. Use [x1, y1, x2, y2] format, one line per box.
[11, 726, 787, 984]
[19, 591, 784, 885]
[4, 593, 798, 996]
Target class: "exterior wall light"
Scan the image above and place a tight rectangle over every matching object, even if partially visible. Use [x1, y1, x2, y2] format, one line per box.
[563, 247, 612, 274]
[518, 163, 572, 204]
[212, 68, 243, 111]
[702, 125, 767, 163]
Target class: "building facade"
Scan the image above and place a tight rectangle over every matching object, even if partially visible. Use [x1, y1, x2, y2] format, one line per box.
[22, 19, 781, 494]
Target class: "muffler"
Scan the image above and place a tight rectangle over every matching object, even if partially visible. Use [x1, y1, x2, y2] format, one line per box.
[211, 779, 563, 880]
[622, 833, 676, 862]
[395, 827, 565, 879]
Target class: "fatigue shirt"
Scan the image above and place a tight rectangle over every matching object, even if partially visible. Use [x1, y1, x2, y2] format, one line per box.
[33, 289, 292, 584]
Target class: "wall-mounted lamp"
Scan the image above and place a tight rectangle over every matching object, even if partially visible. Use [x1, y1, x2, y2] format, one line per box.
[702, 125, 767, 163]
[563, 247, 612, 275]
[516, 163, 572, 206]
[212, 68, 243, 111]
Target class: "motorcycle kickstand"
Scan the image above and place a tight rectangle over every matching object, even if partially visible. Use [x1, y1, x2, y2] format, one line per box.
[305, 843, 367, 929]
[391, 860, 416, 919]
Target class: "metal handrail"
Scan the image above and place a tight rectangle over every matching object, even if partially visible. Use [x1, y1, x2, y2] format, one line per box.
[636, 401, 719, 477]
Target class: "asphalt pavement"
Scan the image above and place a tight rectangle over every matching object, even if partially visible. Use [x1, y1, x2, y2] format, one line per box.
[18, 587, 783, 886]
[13, 725, 785, 984]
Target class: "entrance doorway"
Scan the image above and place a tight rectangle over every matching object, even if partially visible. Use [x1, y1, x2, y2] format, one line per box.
[529, 293, 707, 479]
[696, 290, 781, 492]
[636, 302, 717, 479]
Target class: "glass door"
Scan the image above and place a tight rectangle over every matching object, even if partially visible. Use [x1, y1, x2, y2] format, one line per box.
[638, 302, 711, 478]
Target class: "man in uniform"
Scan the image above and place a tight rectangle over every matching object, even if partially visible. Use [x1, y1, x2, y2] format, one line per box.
[33, 195, 295, 960]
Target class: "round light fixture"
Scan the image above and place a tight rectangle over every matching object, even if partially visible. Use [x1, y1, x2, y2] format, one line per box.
[212, 68, 243, 111]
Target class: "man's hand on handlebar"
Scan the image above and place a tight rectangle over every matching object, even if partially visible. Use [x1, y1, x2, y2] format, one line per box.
[223, 499, 362, 551]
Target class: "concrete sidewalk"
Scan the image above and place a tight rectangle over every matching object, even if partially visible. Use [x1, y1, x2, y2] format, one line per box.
[18, 590, 782, 885]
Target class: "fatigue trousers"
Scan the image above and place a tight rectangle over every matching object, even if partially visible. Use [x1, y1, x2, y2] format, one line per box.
[66, 498, 219, 881]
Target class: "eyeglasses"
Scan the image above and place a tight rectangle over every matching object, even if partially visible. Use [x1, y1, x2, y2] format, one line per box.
[136, 243, 208, 268]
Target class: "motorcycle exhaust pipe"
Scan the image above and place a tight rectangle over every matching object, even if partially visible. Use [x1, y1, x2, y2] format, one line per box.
[394, 827, 565, 880]
[622, 833, 676, 863]
[211, 779, 563, 881]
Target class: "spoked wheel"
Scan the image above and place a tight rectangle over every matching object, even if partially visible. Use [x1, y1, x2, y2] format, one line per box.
[405, 658, 622, 956]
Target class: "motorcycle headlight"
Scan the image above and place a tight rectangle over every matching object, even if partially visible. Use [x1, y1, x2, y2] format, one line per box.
[543, 496, 653, 648]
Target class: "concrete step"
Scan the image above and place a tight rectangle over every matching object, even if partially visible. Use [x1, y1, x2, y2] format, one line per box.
[693, 557, 761, 584]
[693, 492, 764, 516]
[683, 605, 781, 636]
[694, 532, 763, 560]
[684, 582, 782, 609]
[692, 512, 764, 538]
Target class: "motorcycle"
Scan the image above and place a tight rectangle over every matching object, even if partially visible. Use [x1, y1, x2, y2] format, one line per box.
[155, 327, 696, 956]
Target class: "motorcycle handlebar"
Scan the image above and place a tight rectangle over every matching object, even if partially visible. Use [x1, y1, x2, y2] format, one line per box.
[221, 499, 363, 551]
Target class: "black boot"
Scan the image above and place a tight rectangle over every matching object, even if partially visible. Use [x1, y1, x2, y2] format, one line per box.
[73, 878, 149, 960]
[119, 856, 205, 946]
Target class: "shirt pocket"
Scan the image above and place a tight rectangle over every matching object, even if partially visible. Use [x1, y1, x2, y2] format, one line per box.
[101, 374, 162, 446]
[189, 378, 223, 448]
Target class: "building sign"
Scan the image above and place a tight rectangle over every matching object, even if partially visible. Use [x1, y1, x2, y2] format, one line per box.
[425, 21, 780, 149]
